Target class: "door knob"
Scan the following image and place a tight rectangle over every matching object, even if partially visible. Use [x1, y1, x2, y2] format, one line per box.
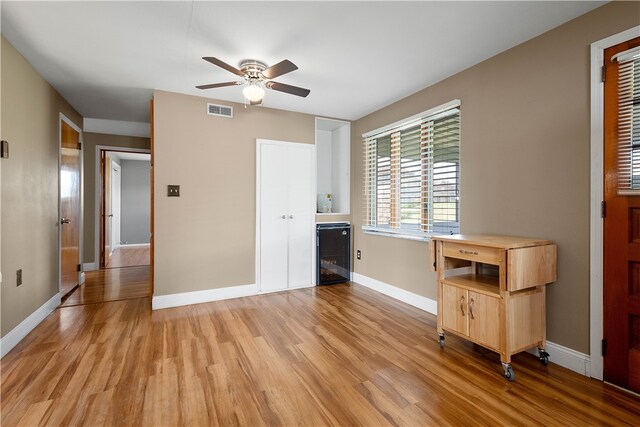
[61, 218, 71, 224]
[108, 214, 114, 217]
[289, 215, 294, 219]
[281, 215, 286, 219]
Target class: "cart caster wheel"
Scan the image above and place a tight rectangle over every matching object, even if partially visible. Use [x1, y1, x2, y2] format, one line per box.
[538, 349, 550, 366]
[438, 334, 445, 348]
[502, 363, 515, 381]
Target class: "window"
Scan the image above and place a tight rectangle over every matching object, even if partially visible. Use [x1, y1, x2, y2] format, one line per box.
[615, 47, 640, 193]
[363, 101, 460, 239]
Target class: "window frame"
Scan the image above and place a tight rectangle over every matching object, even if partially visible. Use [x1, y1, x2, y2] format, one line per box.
[362, 100, 461, 241]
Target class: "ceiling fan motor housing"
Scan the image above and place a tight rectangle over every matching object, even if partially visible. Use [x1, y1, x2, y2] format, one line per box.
[239, 60, 268, 82]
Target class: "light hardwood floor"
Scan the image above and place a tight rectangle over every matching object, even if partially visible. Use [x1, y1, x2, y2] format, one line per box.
[60, 266, 150, 307]
[106, 245, 150, 268]
[2, 284, 639, 426]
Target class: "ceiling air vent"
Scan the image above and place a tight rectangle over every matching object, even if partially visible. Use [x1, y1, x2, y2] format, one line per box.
[207, 103, 233, 118]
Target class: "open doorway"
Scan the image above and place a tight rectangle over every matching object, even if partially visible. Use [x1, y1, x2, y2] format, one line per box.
[101, 150, 151, 268]
[61, 147, 151, 307]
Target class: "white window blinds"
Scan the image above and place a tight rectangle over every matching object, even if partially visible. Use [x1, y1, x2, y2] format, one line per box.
[616, 47, 640, 193]
[363, 103, 460, 238]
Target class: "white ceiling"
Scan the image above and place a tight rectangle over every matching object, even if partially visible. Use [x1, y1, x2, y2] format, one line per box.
[110, 152, 150, 162]
[1, 1, 605, 123]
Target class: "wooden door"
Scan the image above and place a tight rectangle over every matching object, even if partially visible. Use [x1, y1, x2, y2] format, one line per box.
[111, 161, 121, 251]
[60, 120, 81, 297]
[259, 143, 290, 292]
[603, 37, 640, 392]
[286, 144, 313, 288]
[442, 284, 468, 336]
[101, 151, 112, 268]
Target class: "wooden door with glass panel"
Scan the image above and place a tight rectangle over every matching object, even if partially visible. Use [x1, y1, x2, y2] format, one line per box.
[603, 36, 640, 393]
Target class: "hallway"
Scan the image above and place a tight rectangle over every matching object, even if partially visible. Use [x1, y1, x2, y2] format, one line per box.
[105, 245, 150, 269]
[61, 266, 149, 307]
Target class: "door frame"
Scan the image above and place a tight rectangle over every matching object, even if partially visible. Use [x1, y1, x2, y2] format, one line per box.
[92, 145, 150, 270]
[589, 25, 640, 381]
[255, 138, 317, 293]
[58, 113, 84, 293]
[110, 160, 122, 253]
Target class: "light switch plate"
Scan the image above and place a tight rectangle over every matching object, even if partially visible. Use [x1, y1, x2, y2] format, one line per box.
[167, 185, 180, 197]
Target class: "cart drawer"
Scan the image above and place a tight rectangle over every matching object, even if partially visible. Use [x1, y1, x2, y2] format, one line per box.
[442, 242, 504, 265]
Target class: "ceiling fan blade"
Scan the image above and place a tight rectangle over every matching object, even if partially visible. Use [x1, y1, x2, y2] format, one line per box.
[202, 57, 245, 77]
[195, 81, 242, 90]
[266, 81, 310, 98]
[262, 59, 298, 79]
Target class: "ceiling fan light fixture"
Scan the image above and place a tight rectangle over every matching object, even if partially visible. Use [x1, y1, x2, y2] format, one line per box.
[198, 57, 310, 100]
[242, 82, 265, 102]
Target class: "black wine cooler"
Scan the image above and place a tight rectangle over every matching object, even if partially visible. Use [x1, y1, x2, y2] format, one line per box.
[316, 223, 351, 285]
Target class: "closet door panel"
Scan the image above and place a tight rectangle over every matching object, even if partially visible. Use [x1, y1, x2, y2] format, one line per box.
[287, 145, 313, 288]
[259, 144, 289, 292]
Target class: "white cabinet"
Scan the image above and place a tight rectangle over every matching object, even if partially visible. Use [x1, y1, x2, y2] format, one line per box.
[257, 140, 315, 292]
[315, 118, 350, 214]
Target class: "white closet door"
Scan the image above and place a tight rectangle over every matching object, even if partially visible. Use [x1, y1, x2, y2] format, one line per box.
[259, 143, 290, 292]
[287, 145, 313, 288]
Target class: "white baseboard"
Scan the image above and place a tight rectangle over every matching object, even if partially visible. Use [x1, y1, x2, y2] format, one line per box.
[258, 283, 314, 295]
[527, 341, 591, 376]
[152, 283, 258, 310]
[351, 272, 591, 377]
[352, 273, 437, 315]
[1, 293, 61, 358]
[119, 243, 150, 247]
[82, 262, 97, 271]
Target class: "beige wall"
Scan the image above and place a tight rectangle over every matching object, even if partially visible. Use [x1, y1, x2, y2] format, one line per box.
[1, 36, 82, 337]
[316, 214, 351, 223]
[82, 132, 150, 264]
[153, 90, 316, 296]
[352, 1, 640, 354]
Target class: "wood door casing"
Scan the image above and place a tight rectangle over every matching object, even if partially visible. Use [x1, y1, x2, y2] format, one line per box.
[60, 120, 81, 297]
[603, 36, 640, 393]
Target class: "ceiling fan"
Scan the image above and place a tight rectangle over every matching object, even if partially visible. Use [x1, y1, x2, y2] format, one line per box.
[196, 57, 311, 105]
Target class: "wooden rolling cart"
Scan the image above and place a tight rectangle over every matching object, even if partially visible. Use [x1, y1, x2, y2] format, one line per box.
[429, 234, 557, 380]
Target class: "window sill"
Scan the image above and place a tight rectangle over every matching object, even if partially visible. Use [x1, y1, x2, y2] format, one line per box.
[361, 226, 431, 242]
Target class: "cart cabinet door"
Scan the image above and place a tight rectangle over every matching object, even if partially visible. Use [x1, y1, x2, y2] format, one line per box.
[468, 292, 500, 351]
[442, 284, 468, 336]
[507, 244, 557, 291]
